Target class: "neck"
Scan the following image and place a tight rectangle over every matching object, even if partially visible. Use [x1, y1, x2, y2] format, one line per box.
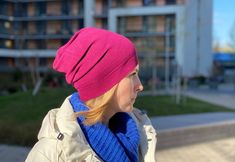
[102, 110, 115, 126]
[102, 104, 118, 126]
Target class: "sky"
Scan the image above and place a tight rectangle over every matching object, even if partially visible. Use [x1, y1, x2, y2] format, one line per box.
[213, 0, 235, 46]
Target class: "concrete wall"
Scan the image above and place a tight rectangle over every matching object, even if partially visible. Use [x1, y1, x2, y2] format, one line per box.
[198, 0, 213, 76]
[183, 0, 213, 77]
[84, 0, 94, 27]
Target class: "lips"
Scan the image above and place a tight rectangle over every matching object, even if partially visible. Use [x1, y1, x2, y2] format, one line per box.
[131, 98, 136, 102]
[132, 95, 137, 100]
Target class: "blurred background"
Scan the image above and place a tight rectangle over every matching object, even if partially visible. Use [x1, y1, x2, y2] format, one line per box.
[0, 0, 235, 162]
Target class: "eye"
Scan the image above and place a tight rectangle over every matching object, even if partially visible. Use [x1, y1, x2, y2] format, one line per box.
[132, 72, 137, 76]
[129, 72, 137, 77]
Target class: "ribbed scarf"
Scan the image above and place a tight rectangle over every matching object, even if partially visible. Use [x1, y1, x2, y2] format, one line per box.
[69, 92, 140, 162]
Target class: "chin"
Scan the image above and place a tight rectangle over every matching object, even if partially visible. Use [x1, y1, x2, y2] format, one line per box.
[126, 105, 134, 112]
[119, 103, 134, 113]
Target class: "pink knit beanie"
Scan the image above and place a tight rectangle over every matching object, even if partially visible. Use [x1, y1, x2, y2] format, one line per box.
[53, 27, 138, 101]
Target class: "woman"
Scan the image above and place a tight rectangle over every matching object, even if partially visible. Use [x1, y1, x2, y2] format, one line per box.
[26, 27, 157, 162]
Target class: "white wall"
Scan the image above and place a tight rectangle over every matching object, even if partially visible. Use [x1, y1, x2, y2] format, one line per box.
[183, 0, 213, 77]
[198, 0, 213, 76]
[183, 0, 198, 76]
[84, 0, 94, 27]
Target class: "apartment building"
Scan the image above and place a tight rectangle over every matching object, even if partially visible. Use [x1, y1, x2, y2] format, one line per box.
[0, 0, 212, 91]
[0, 0, 84, 73]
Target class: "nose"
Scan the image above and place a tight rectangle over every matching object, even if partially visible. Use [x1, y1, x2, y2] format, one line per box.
[136, 76, 144, 92]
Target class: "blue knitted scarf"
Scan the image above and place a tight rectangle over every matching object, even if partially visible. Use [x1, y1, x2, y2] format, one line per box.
[69, 93, 140, 162]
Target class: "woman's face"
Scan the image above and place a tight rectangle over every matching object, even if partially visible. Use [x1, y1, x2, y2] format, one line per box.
[114, 65, 143, 112]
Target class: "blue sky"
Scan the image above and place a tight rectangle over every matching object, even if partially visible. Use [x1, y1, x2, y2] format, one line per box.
[213, 0, 235, 46]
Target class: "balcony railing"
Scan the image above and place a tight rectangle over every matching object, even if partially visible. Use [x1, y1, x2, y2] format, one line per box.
[112, 0, 184, 8]
[0, 49, 56, 57]
[123, 31, 175, 37]
[0, 33, 72, 40]
[0, 14, 84, 21]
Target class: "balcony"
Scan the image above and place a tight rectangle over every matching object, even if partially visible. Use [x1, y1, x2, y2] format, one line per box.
[118, 15, 176, 34]
[95, 18, 108, 29]
[0, 15, 14, 20]
[111, 0, 185, 7]
[0, 14, 84, 22]
[123, 31, 174, 37]
[3, 0, 55, 2]
[17, 15, 84, 21]
[0, 33, 72, 40]
[0, 48, 56, 57]
[95, 0, 108, 18]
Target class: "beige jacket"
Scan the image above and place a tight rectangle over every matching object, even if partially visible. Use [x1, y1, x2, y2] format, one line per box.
[25, 96, 157, 162]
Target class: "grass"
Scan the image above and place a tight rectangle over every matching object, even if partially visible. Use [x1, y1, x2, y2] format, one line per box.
[0, 86, 74, 146]
[0, 87, 234, 147]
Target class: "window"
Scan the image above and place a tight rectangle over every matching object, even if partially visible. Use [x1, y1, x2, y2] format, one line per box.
[169, 36, 175, 52]
[0, 20, 12, 34]
[37, 40, 46, 49]
[62, 0, 69, 15]
[156, 36, 165, 53]
[46, 40, 61, 49]
[46, 21, 62, 34]
[126, 0, 142, 7]
[8, 58, 15, 67]
[156, 16, 165, 32]
[47, 2, 61, 16]
[27, 40, 37, 49]
[96, 0, 104, 15]
[28, 22, 37, 34]
[62, 20, 73, 34]
[165, 0, 176, 5]
[0, 58, 9, 66]
[0, 39, 13, 49]
[126, 16, 143, 32]
[0, 2, 13, 16]
[156, 0, 165, 6]
[70, 20, 84, 33]
[165, 15, 175, 32]
[95, 18, 107, 29]
[143, 0, 155, 6]
[177, 0, 185, 4]
[37, 2, 46, 16]
[5, 40, 13, 48]
[27, 3, 36, 16]
[147, 16, 157, 32]
[130, 37, 165, 55]
[39, 58, 48, 66]
[70, 0, 83, 15]
[36, 22, 46, 35]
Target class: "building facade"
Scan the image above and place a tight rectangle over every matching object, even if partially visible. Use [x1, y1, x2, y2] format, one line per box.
[0, 0, 212, 91]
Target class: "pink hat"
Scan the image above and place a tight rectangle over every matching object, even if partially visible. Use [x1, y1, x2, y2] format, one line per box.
[53, 27, 138, 101]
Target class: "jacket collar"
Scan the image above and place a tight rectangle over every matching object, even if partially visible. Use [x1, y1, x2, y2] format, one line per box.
[37, 96, 96, 161]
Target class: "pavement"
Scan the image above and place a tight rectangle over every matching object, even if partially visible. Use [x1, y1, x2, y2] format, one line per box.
[0, 84, 235, 162]
[152, 112, 235, 130]
[0, 145, 30, 162]
[154, 113, 235, 162]
[186, 90, 235, 110]
[156, 137, 235, 162]
[155, 84, 235, 162]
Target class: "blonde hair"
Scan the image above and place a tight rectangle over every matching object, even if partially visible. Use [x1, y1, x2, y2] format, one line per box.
[74, 84, 118, 125]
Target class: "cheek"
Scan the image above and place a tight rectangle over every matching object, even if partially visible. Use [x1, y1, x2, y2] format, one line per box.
[123, 81, 134, 96]
[117, 81, 133, 104]
[123, 84, 135, 105]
